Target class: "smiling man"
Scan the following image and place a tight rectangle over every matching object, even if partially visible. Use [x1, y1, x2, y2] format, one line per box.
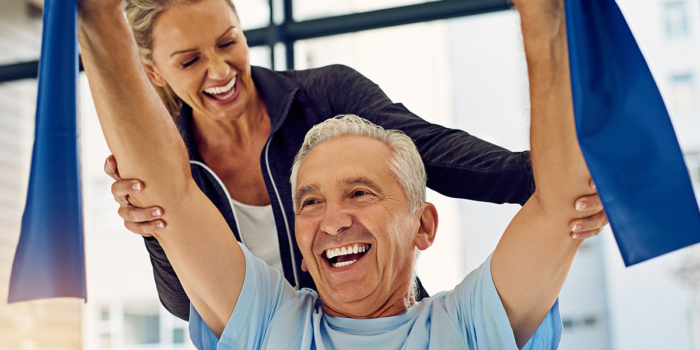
[79, 0, 594, 348]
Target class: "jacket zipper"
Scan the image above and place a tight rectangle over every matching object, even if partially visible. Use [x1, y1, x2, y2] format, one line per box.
[264, 139, 300, 289]
[189, 160, 246, 247]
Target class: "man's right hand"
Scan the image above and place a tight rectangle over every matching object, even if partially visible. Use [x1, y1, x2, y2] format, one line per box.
[105, 155, 166, 237]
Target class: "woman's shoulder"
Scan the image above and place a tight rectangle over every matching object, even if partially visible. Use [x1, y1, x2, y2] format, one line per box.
[278, 64, 371, 89]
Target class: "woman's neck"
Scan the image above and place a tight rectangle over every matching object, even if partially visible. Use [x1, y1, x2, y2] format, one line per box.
[191, 92, 270, 153]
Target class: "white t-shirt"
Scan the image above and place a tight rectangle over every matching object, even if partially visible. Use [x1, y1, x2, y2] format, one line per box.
[230, 198, 284, 274]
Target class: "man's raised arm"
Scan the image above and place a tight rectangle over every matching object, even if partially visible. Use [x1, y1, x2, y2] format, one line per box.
[78, 2, 243, 336]
[491, 0, 596, 347]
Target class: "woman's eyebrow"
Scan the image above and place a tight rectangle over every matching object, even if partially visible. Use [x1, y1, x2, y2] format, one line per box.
[169, 26, 235, 58]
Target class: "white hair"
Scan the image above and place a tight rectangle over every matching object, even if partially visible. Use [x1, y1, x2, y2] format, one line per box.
[290, 114, 427, 213]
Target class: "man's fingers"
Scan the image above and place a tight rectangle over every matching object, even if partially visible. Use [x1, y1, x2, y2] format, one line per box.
[570, 210, 608, 239]
[574, 193, 603, 212]
[104, 155, 121, 181]
[571, 228, 603, 240]
[118, 205, 163, 223]
[124, 219, 166, 238]
[111, 179, 143, 206]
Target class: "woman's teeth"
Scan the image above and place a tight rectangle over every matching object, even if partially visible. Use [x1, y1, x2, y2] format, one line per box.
[204, 77, 236, 100]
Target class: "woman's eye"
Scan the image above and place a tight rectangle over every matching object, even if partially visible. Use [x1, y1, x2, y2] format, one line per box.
[181, 58, 199, 68]
[219, 40, 236, 49]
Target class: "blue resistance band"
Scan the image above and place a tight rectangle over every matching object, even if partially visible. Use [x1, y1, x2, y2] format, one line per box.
[8, 0, 85, 302]
[565, 0, 700, 265]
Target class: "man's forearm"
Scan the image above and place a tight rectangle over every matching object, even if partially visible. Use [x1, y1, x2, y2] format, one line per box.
[79, 8, 192, 207]
[521, 3, 592, 205]
[491, 2, 594, 347]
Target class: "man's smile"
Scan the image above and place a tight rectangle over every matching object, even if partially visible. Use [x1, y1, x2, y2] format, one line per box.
[324, 243, 372, 268]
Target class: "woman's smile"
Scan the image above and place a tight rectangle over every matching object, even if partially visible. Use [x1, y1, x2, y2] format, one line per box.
[202, 74, 240, 106]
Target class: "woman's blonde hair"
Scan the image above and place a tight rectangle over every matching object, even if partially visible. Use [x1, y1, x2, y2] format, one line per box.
[123, 0, 238, 118]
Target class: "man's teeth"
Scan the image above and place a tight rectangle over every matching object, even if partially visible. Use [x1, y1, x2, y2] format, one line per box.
[325, 243, 369, 260]
[204, 77, 236, 96]
[333, 260, 357, 268]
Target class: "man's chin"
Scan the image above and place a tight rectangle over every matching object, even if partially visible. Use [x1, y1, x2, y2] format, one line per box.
[320, 279, 380, 310]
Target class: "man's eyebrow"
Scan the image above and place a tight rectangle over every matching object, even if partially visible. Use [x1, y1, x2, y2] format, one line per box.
[342, 177, 380, 190]
[169, 26, 235, 58]
[294, 184, 318, 206]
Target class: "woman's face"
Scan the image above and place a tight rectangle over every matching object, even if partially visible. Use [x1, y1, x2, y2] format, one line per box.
[146, 0, 252, 122]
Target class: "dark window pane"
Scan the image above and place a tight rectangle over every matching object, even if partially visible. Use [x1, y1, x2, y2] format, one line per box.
[173, 328, 186, 344]
[123, 305, 160, 345]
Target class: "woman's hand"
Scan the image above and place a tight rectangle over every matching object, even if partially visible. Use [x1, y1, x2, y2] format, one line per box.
[105, 155, 166, 237]
[570, 179, 609, 240]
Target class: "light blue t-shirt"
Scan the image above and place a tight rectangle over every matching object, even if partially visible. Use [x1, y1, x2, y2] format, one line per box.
[189, 245, 562, 350]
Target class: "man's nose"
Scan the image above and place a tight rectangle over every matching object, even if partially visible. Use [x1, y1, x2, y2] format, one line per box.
[207, 54, 230, 81]
[320, 202, 351, 236]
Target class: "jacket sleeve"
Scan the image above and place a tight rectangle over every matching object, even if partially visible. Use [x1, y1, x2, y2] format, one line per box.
[144, 236, 191, 321]
[318, 64, 535, 205]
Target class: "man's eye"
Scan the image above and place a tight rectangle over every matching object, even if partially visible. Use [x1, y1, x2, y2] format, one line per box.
[352, 190, 368, 198]
[303, 199, 318, 207]
[181, 58, 199, 68]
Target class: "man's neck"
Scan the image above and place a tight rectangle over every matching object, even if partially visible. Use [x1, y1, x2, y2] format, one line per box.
[321, 284, 416, 319]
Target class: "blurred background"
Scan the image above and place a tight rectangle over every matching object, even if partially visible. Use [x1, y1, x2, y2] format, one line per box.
[0, 0, 699, 349]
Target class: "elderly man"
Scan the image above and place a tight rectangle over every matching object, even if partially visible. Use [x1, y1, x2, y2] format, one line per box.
[79, 0, 595, 348]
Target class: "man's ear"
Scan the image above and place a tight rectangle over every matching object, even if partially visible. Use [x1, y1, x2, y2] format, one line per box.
[301, 258, 308, 272]
[414, 203, 438, 251]
[143, 62, 167, 87]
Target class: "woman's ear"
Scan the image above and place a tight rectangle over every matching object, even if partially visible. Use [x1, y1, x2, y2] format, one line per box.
[414, 203, 438, 251]
[143, 62, 167, 87]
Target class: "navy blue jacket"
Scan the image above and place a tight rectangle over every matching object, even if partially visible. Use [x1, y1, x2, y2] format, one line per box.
[144, 65, 535, 321]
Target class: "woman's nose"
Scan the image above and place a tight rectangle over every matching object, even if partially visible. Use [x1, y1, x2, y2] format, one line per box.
[207, 55, 230, 81]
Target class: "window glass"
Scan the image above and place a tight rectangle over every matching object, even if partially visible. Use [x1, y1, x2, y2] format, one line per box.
[685, 152, 700, 187]
[0, 0, 42, 65]
[664, 1, 689, 38]
[235, 0, 271, 30]
[123, 304, 161, 345]
[670, 74, 696, 114]
[293, 0, 436, 22]
[173, 328, 186, 344]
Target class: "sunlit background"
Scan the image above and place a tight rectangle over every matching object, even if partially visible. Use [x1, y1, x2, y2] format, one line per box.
[0, 0, 699, 349]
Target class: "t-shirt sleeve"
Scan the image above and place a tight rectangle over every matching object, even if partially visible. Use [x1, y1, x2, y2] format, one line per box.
[451, 253, 562, 350]
[188, 244, 299, 350]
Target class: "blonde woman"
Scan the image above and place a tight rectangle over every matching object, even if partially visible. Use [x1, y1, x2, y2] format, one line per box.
[102, 0, 608, 321]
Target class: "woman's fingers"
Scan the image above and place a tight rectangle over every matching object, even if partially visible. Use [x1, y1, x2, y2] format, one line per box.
[571, 228, 603, 240]
[570, 210, 609, 239]
[104, 154, 121, 181]
[111, 179, 143, 206]
[574, 192, 603, 212]
[124, 219, 166, 238]
[118, 204, 164, 223]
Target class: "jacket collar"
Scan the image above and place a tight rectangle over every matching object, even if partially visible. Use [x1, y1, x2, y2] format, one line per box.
[174, 66, 301, 161]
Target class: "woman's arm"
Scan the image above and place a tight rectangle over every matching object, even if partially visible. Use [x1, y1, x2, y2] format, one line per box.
[78, 4, 243, 336]
[313, 64, 607, 237]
